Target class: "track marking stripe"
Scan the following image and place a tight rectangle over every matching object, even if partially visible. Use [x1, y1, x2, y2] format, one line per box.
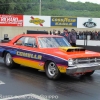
[0, 81, 5, 85]
[0, 93, 49, 100]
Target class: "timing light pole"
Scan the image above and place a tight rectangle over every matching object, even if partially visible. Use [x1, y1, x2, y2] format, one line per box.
[39, 0, 41, 15]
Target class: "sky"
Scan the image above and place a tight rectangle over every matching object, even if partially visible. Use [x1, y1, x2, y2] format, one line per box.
[67, 0, 100, 4]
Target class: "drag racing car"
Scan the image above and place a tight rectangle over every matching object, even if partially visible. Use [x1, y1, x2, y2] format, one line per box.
[0, 34, 100, 80]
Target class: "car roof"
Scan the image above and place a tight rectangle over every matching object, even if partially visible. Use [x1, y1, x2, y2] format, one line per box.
[10, 34, 63, 44]
[20, 34, 62, 38]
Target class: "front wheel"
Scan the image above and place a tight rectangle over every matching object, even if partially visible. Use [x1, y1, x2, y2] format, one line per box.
[4, 52, 18, 69]
[45, 62, 61, 80]
[84, 71, 95, 76]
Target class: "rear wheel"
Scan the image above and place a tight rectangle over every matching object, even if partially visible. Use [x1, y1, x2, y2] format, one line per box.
[4, 52, 18, 69]
[84, 71, 95, 76]
[45, 61, 61, 80]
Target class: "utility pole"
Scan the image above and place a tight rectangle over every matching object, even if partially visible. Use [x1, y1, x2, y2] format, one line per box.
[39, 0, 41, 15]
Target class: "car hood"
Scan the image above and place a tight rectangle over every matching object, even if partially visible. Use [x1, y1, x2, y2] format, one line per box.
[59, 47, 100, 59]
[41, 46, 100, 59]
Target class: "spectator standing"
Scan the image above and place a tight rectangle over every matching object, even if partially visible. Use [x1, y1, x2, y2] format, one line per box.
[69, 29, 76, 47]
[92, 31, 95, 39]
[58, 30, 61, 35]
[55, 31, 58, 35]
[98, 31, 100, 40]
[95, 31, 98, 40]
[60, 28, 69, 42]
[76, 31, 79, 39]
[53, 29, 56, 35]
[50, 31, 52, 35]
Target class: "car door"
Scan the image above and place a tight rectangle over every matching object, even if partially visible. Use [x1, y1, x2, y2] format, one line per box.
[14, 36, 44, 70]
[11, 36, 25, 59]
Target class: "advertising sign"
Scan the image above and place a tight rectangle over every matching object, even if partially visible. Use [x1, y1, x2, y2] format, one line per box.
[77, 17, 100, 28]
[51, 17, 77, 27]
[23, 15, 51, 27]
[0, 15, 23, 26]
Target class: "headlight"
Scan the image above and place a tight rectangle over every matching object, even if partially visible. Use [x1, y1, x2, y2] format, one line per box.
[68, 58, 74, 66]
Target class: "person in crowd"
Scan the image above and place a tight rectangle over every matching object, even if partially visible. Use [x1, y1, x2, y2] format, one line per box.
[98, 31, 100, 40]
[69, 29, 76, 47]
[51, 29, 100, 40]
[54, 30, 58, 35]
[50, 31, 52, 35]
[89, 31, 92, 40]
[76, 31, 79, 39]
[83, 31, 86, 40]
[60, 28, 69, 42]
[95, 31, 98, 40]
[53, 29, 56, 35]
[79, 31, 83, 40]
[92, 31, 95, 40]
[58, 30, 61, 35]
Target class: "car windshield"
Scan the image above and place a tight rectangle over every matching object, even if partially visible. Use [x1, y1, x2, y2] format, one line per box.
[38, 37, 71, 48]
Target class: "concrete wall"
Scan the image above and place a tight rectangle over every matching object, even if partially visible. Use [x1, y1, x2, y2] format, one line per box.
[76, 40, 100, 46]
[0, 26, 100, 39]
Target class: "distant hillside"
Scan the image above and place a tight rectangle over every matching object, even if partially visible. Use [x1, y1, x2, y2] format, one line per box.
[0, 0, 100, 17]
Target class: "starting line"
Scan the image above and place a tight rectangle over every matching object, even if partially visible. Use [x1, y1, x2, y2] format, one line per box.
[0, 81, 49, 100]
[0, 93, 49, 100]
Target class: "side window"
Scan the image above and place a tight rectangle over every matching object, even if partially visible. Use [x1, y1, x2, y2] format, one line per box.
[15, 37, 25, 45]
[24, 37, 37, 48]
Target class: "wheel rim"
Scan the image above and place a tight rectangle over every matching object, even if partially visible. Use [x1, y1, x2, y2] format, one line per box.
[5, 53, 12, 66]
[48, 62, 57, 76]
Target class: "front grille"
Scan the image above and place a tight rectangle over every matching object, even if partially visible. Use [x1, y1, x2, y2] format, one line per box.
[74, 57, 100, 64]
[78, 58, 89, 64]
[97, 57, 100, 62]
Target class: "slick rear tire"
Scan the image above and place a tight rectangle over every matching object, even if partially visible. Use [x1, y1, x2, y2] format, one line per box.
[4, 52, 18, 69]
[45, 61, 61, 80]
[84, 71, 95, 76]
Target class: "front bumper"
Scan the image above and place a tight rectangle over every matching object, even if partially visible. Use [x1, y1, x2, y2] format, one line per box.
[66, 63, 100, 74]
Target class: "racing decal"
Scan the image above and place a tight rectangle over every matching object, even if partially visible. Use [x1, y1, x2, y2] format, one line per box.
[13, 57, 45, 70]
[0, 45, 68, 62]
[0, 45, 68, 66]
[16, 51, 42, 60]
[57, 64, 67, 73]
[39, 62, 44, 66]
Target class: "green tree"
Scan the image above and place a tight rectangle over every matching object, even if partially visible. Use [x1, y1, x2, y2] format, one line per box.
[0, 0, 10, 14]
[0, 0, 100, 17]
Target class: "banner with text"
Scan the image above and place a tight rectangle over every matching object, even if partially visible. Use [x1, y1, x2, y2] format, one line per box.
[51, 16, 77, 27]
[77, 17, 100, 28]
[0, 15, 23, 26]
[23, 15, 51, 27]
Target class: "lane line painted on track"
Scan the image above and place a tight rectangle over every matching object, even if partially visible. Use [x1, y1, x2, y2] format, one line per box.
[0, 93, 49, 100]
[0, 81, 5, 85]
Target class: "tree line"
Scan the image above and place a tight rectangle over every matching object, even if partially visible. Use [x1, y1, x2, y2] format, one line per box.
[0, 0, 100, 17]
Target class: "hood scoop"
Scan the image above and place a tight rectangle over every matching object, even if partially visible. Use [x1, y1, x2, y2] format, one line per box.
[67, 48, 85, 52]
[59, 47, 85, 52]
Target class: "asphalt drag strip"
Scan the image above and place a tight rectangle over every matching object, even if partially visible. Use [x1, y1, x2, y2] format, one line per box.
[0, 58, 100, 100]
